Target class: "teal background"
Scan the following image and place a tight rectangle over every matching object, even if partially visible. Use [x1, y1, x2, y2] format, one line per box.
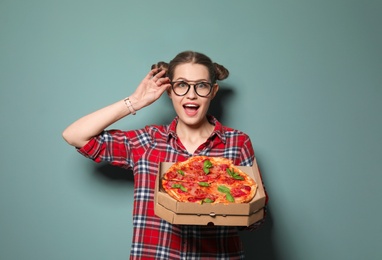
[1, 0, 381, 259]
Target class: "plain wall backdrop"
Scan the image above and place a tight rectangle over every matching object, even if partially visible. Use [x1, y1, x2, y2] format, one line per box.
[1, 1, 381, 259]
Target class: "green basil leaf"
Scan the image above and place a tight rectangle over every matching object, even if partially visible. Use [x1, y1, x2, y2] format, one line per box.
[172, 183, 187, 192]
[233, 175, 244, 180]
[226, 168, 234, 177]
[198, 182, 210, 187]
[218, 185, 230, 194]
[204, 159, 212, 168]
[177, 170, 185, 176]
[203, 159, 213, 175]
[227, 168, 244, 180]
[226, 193, 235, 202]
[202, 198, 214, 204]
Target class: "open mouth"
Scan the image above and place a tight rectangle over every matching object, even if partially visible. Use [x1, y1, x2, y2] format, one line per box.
[183, 104, 200, 116]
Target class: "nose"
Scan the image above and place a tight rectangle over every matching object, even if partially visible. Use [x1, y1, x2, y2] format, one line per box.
[185, 85, 197, 98]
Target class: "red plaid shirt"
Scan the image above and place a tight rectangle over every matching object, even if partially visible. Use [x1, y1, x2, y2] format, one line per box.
[78, 115, 265, 259]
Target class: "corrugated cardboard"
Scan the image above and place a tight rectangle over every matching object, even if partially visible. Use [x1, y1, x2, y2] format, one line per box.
[154, 159, 266, 226]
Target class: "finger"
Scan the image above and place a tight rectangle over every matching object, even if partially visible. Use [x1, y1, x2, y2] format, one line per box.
[159, 82, 171, 92]
[156, 69, 167, 77]
[159, 77, 170, 85]
[152, 69, 167, 81]
[144, 69, 157, 80]
[157, 77, 169, 86]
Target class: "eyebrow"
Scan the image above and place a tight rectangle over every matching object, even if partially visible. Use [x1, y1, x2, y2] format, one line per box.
[174, 77, 209, 82]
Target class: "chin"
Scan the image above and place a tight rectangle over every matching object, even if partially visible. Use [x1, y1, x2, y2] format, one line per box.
[179, 114, 207, 127]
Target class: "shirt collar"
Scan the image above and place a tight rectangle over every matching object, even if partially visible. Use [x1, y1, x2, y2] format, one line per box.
[167, 115, 226, 143]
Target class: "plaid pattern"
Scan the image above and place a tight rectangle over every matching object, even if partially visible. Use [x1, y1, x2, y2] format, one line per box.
[78, 115, 264, 259]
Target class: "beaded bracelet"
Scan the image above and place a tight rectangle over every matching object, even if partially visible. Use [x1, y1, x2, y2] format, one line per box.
[123, 97, 136, 115]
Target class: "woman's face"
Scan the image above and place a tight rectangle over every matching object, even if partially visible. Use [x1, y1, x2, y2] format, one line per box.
[168, 63, 218, 128]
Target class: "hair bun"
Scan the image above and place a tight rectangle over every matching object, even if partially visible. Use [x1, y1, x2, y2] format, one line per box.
[214, 63, 229, 81]
[151, 61, 169, 77]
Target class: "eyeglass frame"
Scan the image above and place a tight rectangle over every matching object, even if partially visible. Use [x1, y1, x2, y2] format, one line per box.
[170, 81, 214, 97]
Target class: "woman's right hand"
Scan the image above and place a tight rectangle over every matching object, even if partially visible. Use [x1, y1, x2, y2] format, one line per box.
[128, 68, 171, 111]
[62, 69, 171, 148]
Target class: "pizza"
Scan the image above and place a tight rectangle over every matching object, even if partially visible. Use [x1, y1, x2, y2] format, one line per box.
[161, 156, 257, 204]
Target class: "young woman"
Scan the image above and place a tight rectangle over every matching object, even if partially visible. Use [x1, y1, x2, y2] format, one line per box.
[63, 51, 266, 259]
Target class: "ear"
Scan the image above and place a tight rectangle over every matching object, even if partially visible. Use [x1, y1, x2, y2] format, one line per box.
[210, 83, 219, 99]
[166, 87, 172, 98]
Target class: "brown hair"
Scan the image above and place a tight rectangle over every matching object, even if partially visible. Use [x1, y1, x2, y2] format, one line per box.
[151, 51, 229, 83]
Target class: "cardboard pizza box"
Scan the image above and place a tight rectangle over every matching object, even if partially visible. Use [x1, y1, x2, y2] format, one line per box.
[154, 159, 266, 226]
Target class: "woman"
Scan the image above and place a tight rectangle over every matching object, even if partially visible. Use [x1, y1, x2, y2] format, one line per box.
[63, 51, 266, 259]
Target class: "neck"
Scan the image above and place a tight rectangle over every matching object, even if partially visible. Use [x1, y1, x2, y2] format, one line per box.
[176, 118, 214, 142]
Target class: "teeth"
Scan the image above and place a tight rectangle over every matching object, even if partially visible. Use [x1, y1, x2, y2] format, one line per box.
[184, 104, 198, 108]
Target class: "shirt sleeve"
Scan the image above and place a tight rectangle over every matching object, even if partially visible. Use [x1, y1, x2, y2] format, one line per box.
[239, 158, 269, 231]
[238, 135, 255, 167]
[77, 128, 149, 169]
[238, 135, 269, 231]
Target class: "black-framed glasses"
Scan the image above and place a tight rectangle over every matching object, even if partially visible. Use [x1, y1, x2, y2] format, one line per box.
[170, 81, 213, 97]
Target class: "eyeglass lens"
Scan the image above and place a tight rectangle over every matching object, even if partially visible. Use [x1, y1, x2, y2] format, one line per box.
[172, 81, 212, 97]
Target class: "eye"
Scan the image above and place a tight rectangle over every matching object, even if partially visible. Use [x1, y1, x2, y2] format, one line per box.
[176, 81, 189, 88]
[195, 82, 210, 89]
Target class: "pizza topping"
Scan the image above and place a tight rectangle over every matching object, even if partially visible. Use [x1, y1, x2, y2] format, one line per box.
[231, 185, 253, 198]
[225, 193, 235, 202]
[171, 183, 187, 192]
[219, 176, 236, 185]
[203, 159, 213, 174]
[191, 188, 209, 200]
[243, 185, 251, 192]
[190, 161, 203, 171]
[201, 193, 217, 204]
[201, 198, 214, 204]
[197, 175, 209, 182]
[217, 185, 230, 193]
[217, 185, 235, 202]
[217, 164, 229, 171]
[187, 197, 198, 202]
[198, 181, 210, 187]
[183, 176, 196, 182]
[230, 187, 246, 197]
[162, 156, 257, 204]
[166, 171, 179, 179]
[226, 168, 244, 180]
